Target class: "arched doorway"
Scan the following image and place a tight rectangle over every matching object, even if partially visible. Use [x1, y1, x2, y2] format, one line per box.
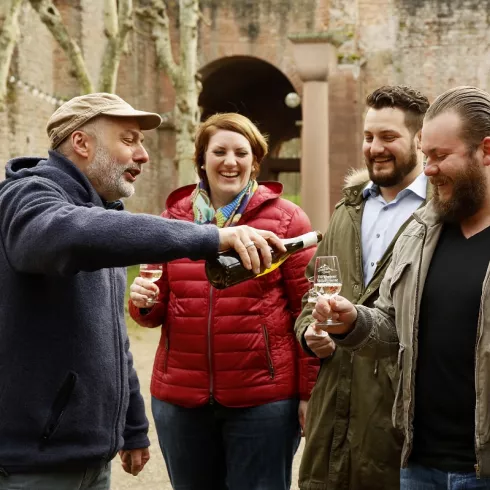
[199, 56, 301, 183]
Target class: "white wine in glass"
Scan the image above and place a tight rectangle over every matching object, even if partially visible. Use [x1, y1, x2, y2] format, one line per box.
[312, 256, 343, 327]
[139, 263, 163, 304]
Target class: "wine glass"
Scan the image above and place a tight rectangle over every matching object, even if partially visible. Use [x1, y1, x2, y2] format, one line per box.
[307, 275, 329, 337]
[139, 263, 163, 304]
[311, 256, 343, 327]
[307, 275, 319, 305]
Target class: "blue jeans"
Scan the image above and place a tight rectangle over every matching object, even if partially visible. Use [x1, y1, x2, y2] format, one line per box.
[0, 464, 110, 490]
[401, 462, 490, 489]
[151, 397, 301, 490]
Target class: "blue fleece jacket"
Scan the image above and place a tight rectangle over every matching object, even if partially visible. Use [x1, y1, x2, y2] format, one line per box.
[0, 151, 219, 474]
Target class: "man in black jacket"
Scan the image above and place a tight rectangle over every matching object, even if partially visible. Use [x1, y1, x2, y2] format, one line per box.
[0, 93, 281, 490]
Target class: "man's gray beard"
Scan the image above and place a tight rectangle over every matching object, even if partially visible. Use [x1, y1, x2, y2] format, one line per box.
[86, 143, 135, 202]
[367, 141, 418, 188]
[433, 153, 487, 223]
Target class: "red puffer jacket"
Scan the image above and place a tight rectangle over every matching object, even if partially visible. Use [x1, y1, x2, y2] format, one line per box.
[129, 182, 319, 408]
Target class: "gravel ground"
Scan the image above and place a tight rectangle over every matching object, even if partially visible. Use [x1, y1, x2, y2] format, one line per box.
[111, 327, 304, 490]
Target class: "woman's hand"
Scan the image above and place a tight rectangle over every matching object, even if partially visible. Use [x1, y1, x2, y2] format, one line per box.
[129, 276, 159, 308]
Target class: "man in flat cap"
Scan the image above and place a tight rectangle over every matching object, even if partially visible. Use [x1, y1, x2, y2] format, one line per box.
[0, 93, 283, 490]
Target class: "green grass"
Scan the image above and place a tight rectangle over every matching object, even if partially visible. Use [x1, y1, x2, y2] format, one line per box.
[282, 194, 301, 206]
[125, 265, 141, 333]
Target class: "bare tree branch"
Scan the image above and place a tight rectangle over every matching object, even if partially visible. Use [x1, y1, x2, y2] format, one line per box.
[99, 0, 134, 92]
[136, 0, 179, 85]
[0, 0, 24, 110]
[136, 0, 201, 185]
[28, 0, 93, 93]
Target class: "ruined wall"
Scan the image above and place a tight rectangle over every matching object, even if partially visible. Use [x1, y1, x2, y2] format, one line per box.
[6, 0, 489, 216]
[358, 0, 490, 103]
[0, 1, 165, 214]
[199, 0, 329, 92]
[1, 0, 343, 216]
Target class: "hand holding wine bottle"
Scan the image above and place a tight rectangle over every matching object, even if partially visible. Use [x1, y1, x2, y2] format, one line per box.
[217, 226, 287, 275]
[207, 231, 323, 289]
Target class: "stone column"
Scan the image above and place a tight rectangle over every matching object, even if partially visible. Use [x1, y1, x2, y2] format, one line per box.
[289, 33, 338, 233]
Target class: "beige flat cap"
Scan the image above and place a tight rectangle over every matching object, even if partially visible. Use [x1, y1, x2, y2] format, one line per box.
[46, 92, 163, 149]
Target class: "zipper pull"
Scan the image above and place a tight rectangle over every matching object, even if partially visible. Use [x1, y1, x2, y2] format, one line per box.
[209, 394, 215, 405]
[374, 360, 378, 376]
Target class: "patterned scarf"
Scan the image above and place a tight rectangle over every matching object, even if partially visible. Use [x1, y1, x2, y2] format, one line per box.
[191, 180, 258, 228]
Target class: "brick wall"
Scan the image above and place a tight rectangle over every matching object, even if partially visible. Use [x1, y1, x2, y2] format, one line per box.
[3, 0, 490, 216]
[358, 0, 490, 102]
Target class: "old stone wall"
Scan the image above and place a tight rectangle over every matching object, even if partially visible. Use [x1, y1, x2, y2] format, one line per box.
[0, 1, 165, 214]
[358, 0, 490, 103]
[3, 0, 490, 215]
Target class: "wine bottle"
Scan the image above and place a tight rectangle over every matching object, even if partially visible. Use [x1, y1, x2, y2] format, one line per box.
[205, 230, 323, 289]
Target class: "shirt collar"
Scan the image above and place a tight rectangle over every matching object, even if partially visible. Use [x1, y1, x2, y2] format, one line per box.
[362, 172, 427, 201]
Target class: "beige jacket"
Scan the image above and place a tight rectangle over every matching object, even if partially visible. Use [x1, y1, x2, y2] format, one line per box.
[336, 200, 490, 478]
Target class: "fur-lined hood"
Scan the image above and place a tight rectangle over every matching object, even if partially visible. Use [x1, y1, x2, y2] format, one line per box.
[343, 168, 370, 189]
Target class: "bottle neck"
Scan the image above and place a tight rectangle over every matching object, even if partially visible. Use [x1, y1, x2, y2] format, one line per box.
[283, 231, 319, 248]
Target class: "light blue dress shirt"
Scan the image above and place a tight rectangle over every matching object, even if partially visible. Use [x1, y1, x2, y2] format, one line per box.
[361, 172, 427, 286]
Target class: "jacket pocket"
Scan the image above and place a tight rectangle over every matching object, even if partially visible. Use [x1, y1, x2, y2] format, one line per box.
[392, 345, 405, 431]
[389, 261, 411, 298]
[261, 324, 275, 379]
[40, 371, 77, 447]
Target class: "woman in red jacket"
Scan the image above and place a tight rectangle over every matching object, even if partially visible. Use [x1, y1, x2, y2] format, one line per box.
[129, 113, 318, 490]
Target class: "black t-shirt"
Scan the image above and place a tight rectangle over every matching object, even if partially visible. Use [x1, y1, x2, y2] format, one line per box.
[411, 223, 490, 472]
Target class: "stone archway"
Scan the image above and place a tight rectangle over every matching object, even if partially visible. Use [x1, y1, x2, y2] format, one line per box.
[199, 56, 301, 181]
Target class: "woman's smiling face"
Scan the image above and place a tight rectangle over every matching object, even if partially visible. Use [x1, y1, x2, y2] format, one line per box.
[204, 129, 254, 209]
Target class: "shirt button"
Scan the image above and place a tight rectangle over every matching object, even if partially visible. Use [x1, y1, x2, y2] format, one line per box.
[376, 233, 380, 238]
[355, 205, 361, 210]
[371, 262, 374, 266]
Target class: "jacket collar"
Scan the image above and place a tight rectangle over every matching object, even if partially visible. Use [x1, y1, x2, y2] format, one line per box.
[342, 169, 370, 206]
[413, 199, 441, 227]
[342, 168, 433, 207]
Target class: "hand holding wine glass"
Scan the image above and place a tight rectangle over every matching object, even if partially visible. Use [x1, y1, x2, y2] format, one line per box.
[310, 256, 343, 328]
[306, 276, 329, 338]
[312, 295, 358, 335]
[129, 263, 163, 307]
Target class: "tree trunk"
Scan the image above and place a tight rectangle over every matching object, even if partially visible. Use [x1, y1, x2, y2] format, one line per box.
[175, 0, 200, 187]
[99, 0, 133, 93]
[174, 88, 200, 186]
[0, 0, 24, 110]
[138, 0, 201, 187]
[29, 0, 93, 93]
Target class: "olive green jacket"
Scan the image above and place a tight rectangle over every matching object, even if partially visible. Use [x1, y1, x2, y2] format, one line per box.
[295, 169, 431, 490]
[337, 200, 490, 479]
